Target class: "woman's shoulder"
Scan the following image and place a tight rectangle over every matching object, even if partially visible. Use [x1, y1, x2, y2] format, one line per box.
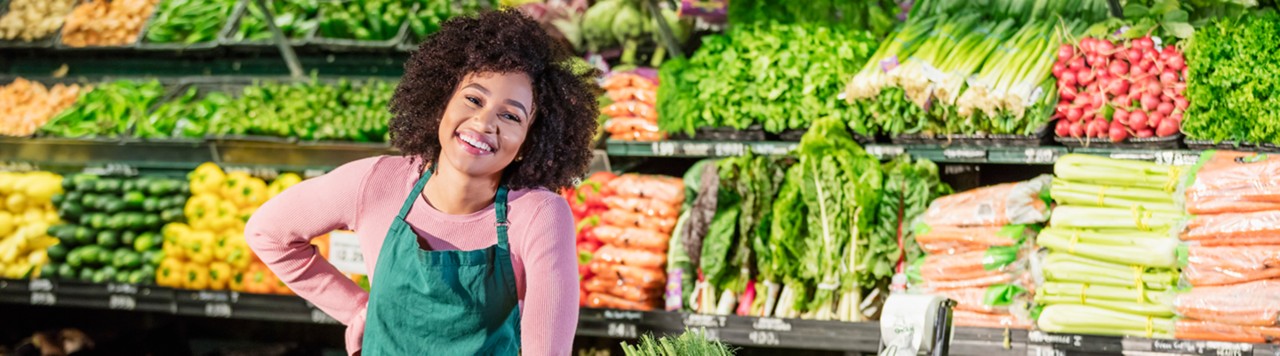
[508, 188, 571, 220]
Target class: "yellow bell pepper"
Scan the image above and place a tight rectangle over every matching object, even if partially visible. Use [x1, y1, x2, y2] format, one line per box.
[183, 262, 210, 290]
[162, 223, 190, 260]
[184, 193, 220, 222]
[221, 172, 252, 202]
[229, 269, 246, 292]
[267, 173, 303, 198]
[157, 258, 185, 287]
[189, 163, 226, 196]
[185, 230, 215, 265]
[238, 178, 269, 208]
[208, 262, 232, 290]
[237, 205, 258, 223]
[211, 200, 239, 231]
[225, 239, 252, 270]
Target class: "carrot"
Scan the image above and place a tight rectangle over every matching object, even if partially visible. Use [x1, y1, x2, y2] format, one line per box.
[589, 261, 665, 289]
[602, 209, 678, 234]
[583, 276, 662, 302]
[1181, 211, 1280, 241]
[932, 287, 1013, 313]
[605, 117, 660, 135]
[601, 101, 658, 121]
[603, 196, 679, 218]
[591, 245, 667, 269]
[919, 273, 1016, 290]
[920, 251, 1019, 281]
[607, 87, 656, 105]
[952, 310, 1032, 329]
[921, 177, 1051, 227]
[916, 225, 1019, 254]
[1174, 280, 1280, 326]
[586, 292, 656, 311]
[1175, 319, 1280, 344]
[607, 175, 684, 205]
[593, 225, 671, 252]
[609, 129, 667, 142]
[601, 73, 656, 91]
[1184, 246, 1280, 286]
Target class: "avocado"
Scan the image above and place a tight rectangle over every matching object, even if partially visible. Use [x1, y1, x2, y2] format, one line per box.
[124, 213, 147, 230]
[74, 177, 97, 193]
[139, 264, 156, 279]
[73, 226, 96, 246]
[95, 178, 122, 193]
[57, 264, 76, 280]
[168, 196, 187, 210]
[123, 191, 145, 209]
[51, 194, 65, 206]
[160, 208, 184, 223]
[55, 227, 78, 247]
[88, 214, 107, 230]
[106, 214, 127, 230]
[127, 270, 147, 284]
[62, 175, 77, 191]
[80, 194, 99, 210]
[121, 231, 137, 246]
[147, 180, 177, 196]
[66, 247, 85, 268]
[46, 244, 69, 263]
[96, 249, 112, 267]
[116, 249, 141, 269]
[77, 246, 100, 266]
[64, 190, 82, 204]
[97, 230, 120, 248]
[94, 267, 113, 283]
[121, 180, 136, 193]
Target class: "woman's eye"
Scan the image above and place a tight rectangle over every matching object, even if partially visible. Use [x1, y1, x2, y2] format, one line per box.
[501, 113, 522, 123]
[466, 96, 481, 105]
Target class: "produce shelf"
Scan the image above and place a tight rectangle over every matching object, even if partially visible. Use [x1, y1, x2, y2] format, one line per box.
[606, 140, 1207, 165]
[3, 278, 1276, 355]
[0, 137, 396, 172]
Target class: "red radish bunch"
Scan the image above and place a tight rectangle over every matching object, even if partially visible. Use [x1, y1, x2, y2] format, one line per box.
[1052, 36, 1189, 142]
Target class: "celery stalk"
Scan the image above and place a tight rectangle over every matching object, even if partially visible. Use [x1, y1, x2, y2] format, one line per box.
[1048, 206, 1183, 232]
[1050, 178, 1178, 212]
[1037, 304, 1175, 338]
[1042, 253, 1179, 290]
[1055, 154, 1183, 191]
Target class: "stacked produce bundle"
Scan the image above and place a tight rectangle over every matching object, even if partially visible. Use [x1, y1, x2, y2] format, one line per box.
[1036, 154, 1184, 338]
[231, 0, 319, 42]
[581, 0, 689, 65]
[0, 171, 63, 279]
[876, 155, 952, 291]
[317, 0, 411, 41]
[0, 0, 76, 42]
[0, 78, 86, 137]
[1051, 36, 1187, 142]
[562, 171, 616, 305]
[158, 163, 301, 294]
[1182, 13, 1280, 145]
[843, 14, 1085, 137]
[60, 0, 160, 47]
[600, 72, 662, 141]
[908, 176, 1051, 328]
[41, 80, 164, 138]
[658, 23, 877, 135]
[143, 0, 237, 44]
[584, 174, 683, 311]
[137, 79, 392, 142]
[44, 174, 186, 285]
[1174, 151, 1280, 342]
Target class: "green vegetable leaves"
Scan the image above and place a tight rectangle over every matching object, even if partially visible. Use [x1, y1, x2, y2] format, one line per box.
[1183, 12, 1280, 144]
[145, 0, 237, 45]
[42, 80, 165, 138]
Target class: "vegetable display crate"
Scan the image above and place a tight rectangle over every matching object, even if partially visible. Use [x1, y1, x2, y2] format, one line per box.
[0, 0, 66, 49]
[135, 0, 238, 54]
[217, 0, 317, 52]
[1054, 134, 1184, 149]
[890, 124, 1053, 148]
[1183, 139, 1280, 153]
[51, 0, 154, 51]
[308, 1, 413, 52]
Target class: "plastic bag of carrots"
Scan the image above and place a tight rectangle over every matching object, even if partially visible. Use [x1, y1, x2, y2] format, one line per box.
[921, 175, 1052, 227]
[932, 284, 1029, 314]
[1175, 319, 1280, 344]
[1174, 280, 1280, 327]
[1183, 245, 1280, 286]
[952, 310, 1033, 329]
[1181, 210, 1280, 245]
[915, 224, 1036, 255]
[1185, 151, 1280, 215]
[910, 246, 1025, 282]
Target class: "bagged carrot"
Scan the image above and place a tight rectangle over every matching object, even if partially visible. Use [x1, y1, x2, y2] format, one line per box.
[589, 261, 665, 289]
[920, 175, 1052, 227]
[1181, 210, 1280, 242]
[607, 87, 656, 105]
[603, 196, 679, 218]
[605, 117, 661, 135]
[1183, 245, 1280, 286]
[1185, 151, 1280, 214]
[602, 101, 658, 121]
[914, 224, 1033, 255]
[591, 245, 668, 269]
[1175, 319, 1280, 343]
[953, 310, 1033, 329]
[583, 277, 662, 302]
[608, 174, 684, 205]
[1174, 280, 1280, 327]
[593, 225, 671, 252]
[910, 246, 1022, 282]
[602, 209, 678, 234]
[932, 284, 1028, 314]
[586, 292, 657, 311]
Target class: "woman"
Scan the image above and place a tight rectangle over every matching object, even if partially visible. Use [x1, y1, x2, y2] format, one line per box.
[246, 10, 598, 355]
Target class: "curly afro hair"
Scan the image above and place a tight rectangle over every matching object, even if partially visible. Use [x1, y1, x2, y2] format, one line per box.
[389, 9, 599, 192]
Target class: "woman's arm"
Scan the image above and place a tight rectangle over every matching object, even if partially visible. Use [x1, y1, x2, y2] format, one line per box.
[245, 157, 380, 353]
[518, 197, 581, 355]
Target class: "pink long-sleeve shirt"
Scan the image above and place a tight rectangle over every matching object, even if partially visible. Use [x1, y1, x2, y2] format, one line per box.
[245, 155, 579, 355]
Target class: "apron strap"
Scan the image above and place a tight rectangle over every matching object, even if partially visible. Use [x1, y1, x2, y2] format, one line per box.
[398, 169, 432, 219]
[494, 186, 510, 249]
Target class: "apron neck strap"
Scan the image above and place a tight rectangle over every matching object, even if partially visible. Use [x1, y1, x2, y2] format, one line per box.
[399, 166, 512, 249]
[399, 169, 433, 219]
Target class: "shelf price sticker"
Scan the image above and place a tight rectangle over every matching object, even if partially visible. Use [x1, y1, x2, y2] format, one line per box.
[225, 166, 280, 180]
[31, 291, 56, 306]
[109, 295, 137, 310]
[329, 231, 365, 275]
[0, 161, 39, 172]
[603, 310, 642, 339]
[682, 314, 726, 328]
[943, 148, 988, 161]
[1150, 339, 1251, 356]
[1027, 344, 1067, 356]
[867, 145, 906, 159]
[1024, 148, 1059, 163]
[204, 302, 232, 318]
[83, 163, 139, 176]
[1154, 151, 1201, 166]
[748, 330, 780, 346]
[29, 279, 53, 292]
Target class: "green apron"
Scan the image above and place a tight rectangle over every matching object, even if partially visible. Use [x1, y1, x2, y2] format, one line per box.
[362, 170, 521, 354]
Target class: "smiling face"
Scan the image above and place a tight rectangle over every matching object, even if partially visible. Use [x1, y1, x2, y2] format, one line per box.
[436, 71, 536, 179]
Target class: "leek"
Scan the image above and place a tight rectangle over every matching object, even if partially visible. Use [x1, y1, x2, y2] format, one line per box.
[1049, 178, 1179, 213]
[1041, 253, 1179, 290]
[1054, 154, 1184, 192]
[1038, 228, 1179, 268]
[1037, 304, 1175, 338]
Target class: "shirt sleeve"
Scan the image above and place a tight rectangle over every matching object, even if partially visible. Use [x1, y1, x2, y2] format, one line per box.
[245, 157, 380, 355]
[517, 197, 581, 355]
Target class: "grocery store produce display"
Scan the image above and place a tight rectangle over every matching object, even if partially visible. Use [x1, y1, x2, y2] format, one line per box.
[59, 0, 160, 47]
[910, 176, 1049, 329]
[0, 0, 76, 42]
[584, 173, 683, 311]
[0, 78, 86, 137]
[1051, 36, 1187, 142]
[0, 171, 62, 279]
[143, 0, 238, 45]
[231, 0, 320, 42]
[600, 71, 662, 141]
[44, 173, 186, 285]
[317, 0, 410, 41]
[39, 79, 165, 138]
[1181, 13, 1280, 146]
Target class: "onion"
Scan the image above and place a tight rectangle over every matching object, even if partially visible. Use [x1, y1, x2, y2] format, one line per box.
[1129, 110, 1149, 129]
[1157, 102, 1174, 116]
[1058, 44, 1075, 62]
[1141, 93, 1160, 112]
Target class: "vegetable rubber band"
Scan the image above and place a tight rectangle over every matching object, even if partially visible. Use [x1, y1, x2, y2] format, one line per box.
[1131, 205, 1151, 230]
[1146, 316, 1154, 338]
[1131, 265, 1145, 304]
[1097, 186, 1108, 206]
[1069, 234, 1079, 254]
[1079, 283, 1088, 305]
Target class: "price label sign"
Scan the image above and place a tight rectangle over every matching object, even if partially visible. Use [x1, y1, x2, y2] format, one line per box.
[83, 163, 139, 176]
[108, 295, 137, 310]
[0, 161, 39, 172]
[329, 230, 365, 274]
[867, 145, 906, 159]
[30, 292, 56, 306]
[204, 302, 232, 318]
[1024, 148, 1059, 163]
[1151, 339, 1251, 356]
[748, 330, 780, 346]
[943, 148, 988, 161]
[606, 322, 638, 338]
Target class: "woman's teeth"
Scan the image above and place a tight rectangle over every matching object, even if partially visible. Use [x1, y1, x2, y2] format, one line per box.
[460, 134, 493, 152]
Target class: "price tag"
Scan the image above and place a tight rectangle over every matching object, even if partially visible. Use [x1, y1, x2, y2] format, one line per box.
[328, 230, 365, 274]
[943, 148, 988, 161]
[29, 279, 53, 292]
[204, 302, 232, 318]
[651, 141, 679, 156]
[1154, 151, 1200, 166]
[606, 322, 638, 338]
[30, 292, 56, 306]
[1109, 151, 1158, 162]
[749, 143, 796, 156]
[751, 317, 793, 331]
[303, 169, 328, 179]
[0, 161, 39, 172]
[1024, 148, 1059, 163]
[867, 145, 906, 159]
[713, 143, 745, 157]
[224, 166, 280, 180]
[603, 310, 642, 321]
[682, 314, 726, 328]
[1027, 332, 1083, 347]
[683, 143, 713, 156]
[1151, 339, 1251, 356]
[83, 163, 139, 176]
[108, 295, 136, 310]
[748, 330, 780, 346]
[107, 283, 138, 294]
[1026, 344, 1066, 356]
[311, 309, 340, 324]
